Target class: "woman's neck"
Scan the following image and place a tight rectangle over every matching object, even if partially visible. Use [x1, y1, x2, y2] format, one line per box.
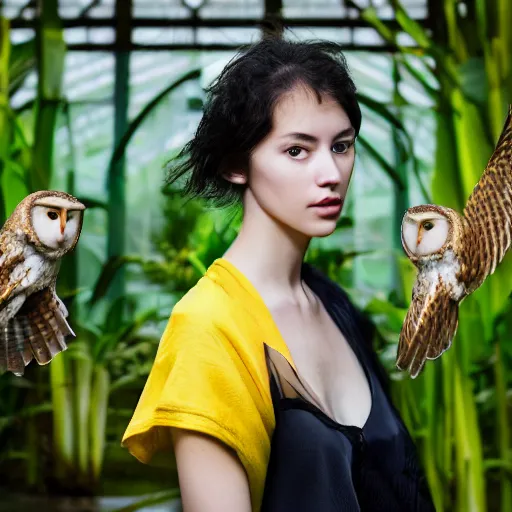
[222, 205, 312, 310]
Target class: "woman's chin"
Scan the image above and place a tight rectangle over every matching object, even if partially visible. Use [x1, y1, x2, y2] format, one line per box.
[304, 220, 339, 238]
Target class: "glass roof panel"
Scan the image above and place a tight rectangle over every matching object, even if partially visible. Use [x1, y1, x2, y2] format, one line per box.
[399, 0, 428, 18]
[196, 26, 260, 44]
[63, 27, 116, 44]
[58, 0, 95, 18]
[132, 0, 190, 19]
[132, 27, 196, 44]
[282, 0, 347, 19]
[199, 0, 264, 19]
[9, 27, 34, 43]
[86, 2, 115, 17]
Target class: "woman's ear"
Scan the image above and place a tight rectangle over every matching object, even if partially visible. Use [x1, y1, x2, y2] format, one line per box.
[220, 153, 248, 185]
[222, 169, 247, 185]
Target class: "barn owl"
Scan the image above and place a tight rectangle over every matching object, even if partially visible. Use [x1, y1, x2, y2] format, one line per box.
[397, 105, 512, 378]
[0, 190, 86, 376]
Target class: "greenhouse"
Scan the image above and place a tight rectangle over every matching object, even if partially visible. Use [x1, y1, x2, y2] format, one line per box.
[0, 1, 510, 511]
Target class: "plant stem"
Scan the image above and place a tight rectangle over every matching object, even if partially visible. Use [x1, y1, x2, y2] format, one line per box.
[74, 357, 93, 487]
[50, 354, 74, 482]
[89, 365, 110, 485]
[493, 341, 511, 512]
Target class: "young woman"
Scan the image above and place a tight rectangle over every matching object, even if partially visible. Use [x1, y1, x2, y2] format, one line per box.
[122, 37, 435, 512]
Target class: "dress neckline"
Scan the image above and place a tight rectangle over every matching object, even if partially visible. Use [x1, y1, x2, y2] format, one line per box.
[208, 257, 375, 430]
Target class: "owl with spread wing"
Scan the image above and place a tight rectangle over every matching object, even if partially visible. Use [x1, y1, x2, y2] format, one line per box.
[0, 190, 85, 376]
[397, 105, 512, 378]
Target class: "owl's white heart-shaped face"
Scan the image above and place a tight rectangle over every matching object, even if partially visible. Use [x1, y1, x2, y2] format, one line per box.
[402, 211, 450, 257]
[31, 206, 82, 251]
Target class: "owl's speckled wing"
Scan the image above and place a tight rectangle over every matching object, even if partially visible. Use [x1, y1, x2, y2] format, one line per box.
[462, 105, 512, 286]
[397, 276, 459, 378]
[0, 241, 25, 305]
[0, 284, 74, 376]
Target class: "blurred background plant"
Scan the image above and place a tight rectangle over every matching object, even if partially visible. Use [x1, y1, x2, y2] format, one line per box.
[0, 0, 510, 511]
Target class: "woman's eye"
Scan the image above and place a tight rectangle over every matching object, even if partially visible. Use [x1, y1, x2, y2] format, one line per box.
[287, 147, 305, 158]
[47, 212, 59, 220]
[332, 141, 351, 154]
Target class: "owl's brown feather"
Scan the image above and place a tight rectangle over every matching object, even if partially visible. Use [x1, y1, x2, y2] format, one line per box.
[0, 245, 25, 307]
[0, 286, 73, 376]
[462, 105, 512, 289]
[0, 317, 33, 375]
[397, 276, 459, 378]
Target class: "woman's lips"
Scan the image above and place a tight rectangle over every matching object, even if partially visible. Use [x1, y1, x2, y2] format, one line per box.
[311, 200, 343, 217]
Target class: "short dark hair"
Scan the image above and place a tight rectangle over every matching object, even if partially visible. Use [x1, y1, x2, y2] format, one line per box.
[165, 36, 362, 208]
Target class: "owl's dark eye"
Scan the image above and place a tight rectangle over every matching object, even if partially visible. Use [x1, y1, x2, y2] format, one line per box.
[47, 211, 59, 220]
[423, 221, 434, 231]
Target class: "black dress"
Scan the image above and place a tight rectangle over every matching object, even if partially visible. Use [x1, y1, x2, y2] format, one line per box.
[261, 264, 436, 512]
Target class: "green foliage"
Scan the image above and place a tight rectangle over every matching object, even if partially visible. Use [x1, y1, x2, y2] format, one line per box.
[359, 1, 512, 510]
[141, 189, 239, 293]
[0, 20, 31, 222]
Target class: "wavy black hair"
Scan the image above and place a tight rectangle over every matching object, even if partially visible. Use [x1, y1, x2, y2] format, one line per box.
[165, 36, 362, 208]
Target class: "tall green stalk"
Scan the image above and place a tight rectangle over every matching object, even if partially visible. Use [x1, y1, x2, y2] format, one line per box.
[73, 358, 93, 487]
[31, 0, 65, 191]
[0, 16, 10, 223]
[493, 341, 511, 512]
[0, 18, 29, 218]
[89, 365, 110, 483]
[50, 354, 74, 481]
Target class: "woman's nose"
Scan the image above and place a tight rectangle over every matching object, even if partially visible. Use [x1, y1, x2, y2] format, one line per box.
[315, 152, 342, 187]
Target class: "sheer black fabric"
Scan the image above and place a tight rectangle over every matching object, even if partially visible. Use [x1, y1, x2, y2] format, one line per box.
[261, 264, 435, 512]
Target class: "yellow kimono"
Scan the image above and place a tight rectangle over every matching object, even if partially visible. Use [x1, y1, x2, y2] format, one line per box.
[121, 258, 297, 511]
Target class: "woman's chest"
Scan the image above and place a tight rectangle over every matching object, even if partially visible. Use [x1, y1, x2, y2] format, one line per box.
[270, 303, 372, 427]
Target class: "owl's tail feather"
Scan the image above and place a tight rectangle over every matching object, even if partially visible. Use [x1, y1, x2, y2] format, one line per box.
[0, 317, 33, 376]
[26, 303, 71, 366]
[28, 318, 59, 365]
[396, 285, 459, 379]
[52, 300, 75, 338]
[0, 290, 75, 376]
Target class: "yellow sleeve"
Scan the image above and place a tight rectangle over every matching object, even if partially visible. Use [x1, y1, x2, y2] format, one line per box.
[121, 311, 272, 511]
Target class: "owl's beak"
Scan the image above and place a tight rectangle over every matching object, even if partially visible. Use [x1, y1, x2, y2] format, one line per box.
[416, 225, 423, 247]
[59, 209, 67, 235]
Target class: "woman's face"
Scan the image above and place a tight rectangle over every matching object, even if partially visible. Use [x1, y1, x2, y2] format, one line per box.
[239, 85, 356, 240]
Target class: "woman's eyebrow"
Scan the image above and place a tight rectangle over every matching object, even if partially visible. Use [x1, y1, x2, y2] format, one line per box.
[334, 127, 356, 139]
[280, 127, 355, 143]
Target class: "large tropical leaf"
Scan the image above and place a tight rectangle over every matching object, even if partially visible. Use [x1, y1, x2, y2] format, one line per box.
[107, 68, 201, 173]
[8, 38, 36, 98]
[88, 255, 147, 307]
